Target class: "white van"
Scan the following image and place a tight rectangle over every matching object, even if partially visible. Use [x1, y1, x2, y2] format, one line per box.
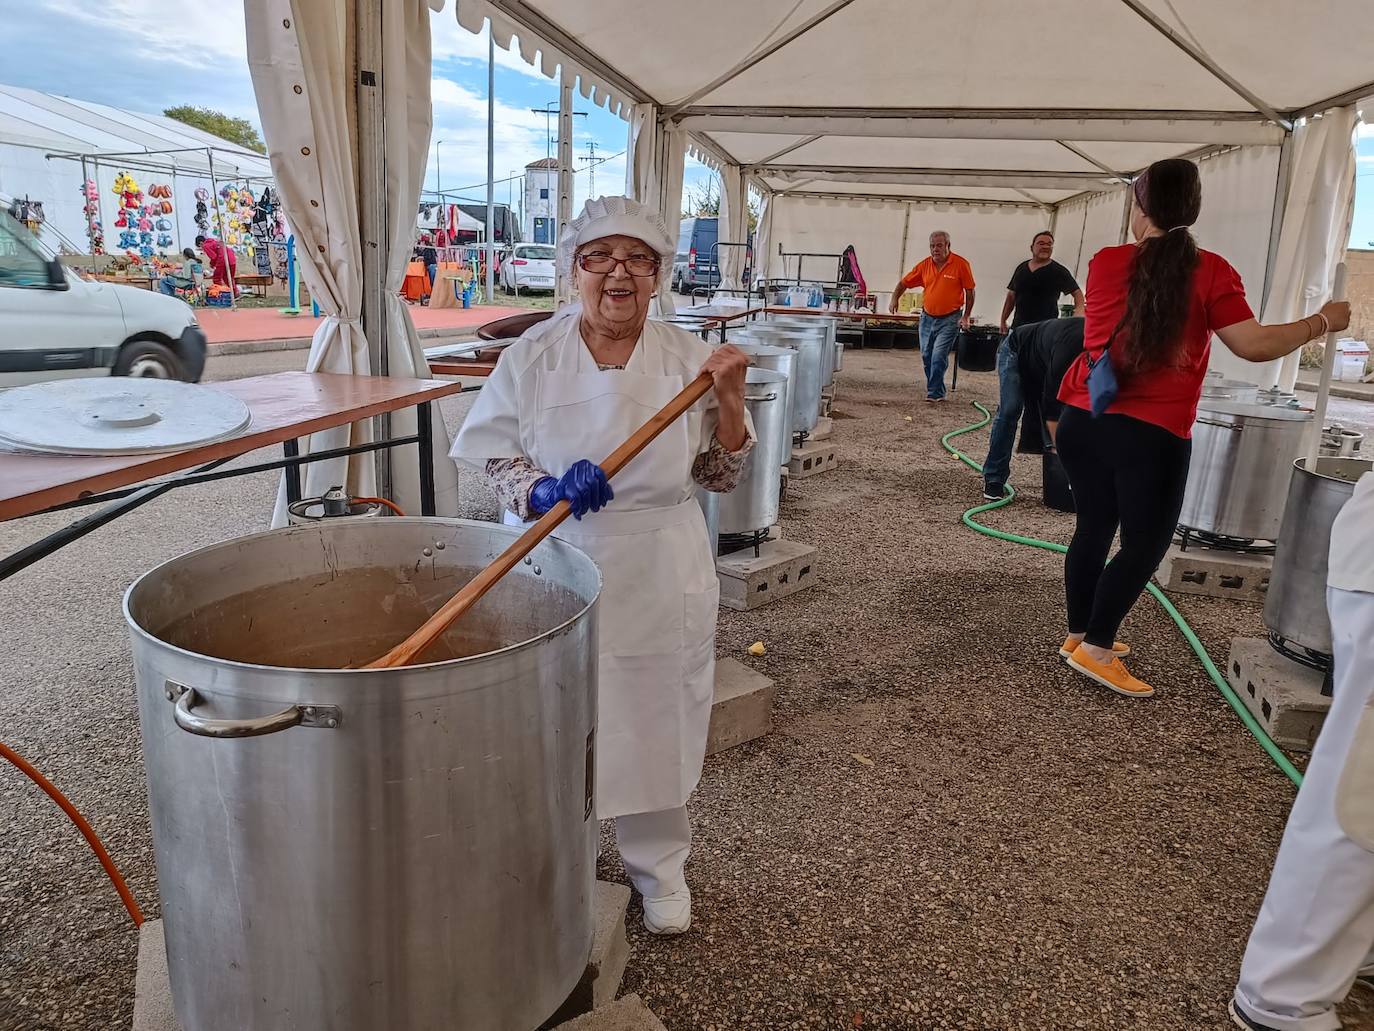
[0, 201, 207, 386]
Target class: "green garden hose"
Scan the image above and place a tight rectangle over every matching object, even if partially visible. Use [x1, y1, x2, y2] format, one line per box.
[940, 402, 1303, 788]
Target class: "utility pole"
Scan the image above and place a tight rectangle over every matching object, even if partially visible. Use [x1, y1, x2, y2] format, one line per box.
[583, 140, 598, 198]
[531, 102, 586, 162]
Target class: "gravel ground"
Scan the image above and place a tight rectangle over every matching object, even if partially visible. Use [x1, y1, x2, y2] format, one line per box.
[2, 348, 1372, 1030]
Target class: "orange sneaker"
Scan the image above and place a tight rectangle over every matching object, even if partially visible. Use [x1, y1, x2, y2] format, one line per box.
[1059, 636, 1131, 659]
[1066, 645, 1154, 698]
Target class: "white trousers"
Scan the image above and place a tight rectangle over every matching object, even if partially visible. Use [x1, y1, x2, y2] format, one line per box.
[1235, 588, 1374, 1031]
[615, 805, 691, 900]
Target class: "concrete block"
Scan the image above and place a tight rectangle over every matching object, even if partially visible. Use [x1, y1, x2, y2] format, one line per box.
[1156, 544, 1272, 602]
[553, 994, 667, 1031]
[1226, 637, 1331, 752]
[542, 880, 633, 1026]
[715, 538, 818, 611]
[133, 919, 179, 1031]
[139, 884, 633, 1031]
[819, 395, 833, 418]
[707, 658, 777, 755]
[788, 440, 837, 479]
[810, 416, 834, 441]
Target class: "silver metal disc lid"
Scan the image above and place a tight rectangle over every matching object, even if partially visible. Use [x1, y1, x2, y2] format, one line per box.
[0, 378, 252, 455]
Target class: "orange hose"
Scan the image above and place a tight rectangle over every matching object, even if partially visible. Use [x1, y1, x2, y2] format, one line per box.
[0, 741, 144, 927]
[353, 496, 406, 517]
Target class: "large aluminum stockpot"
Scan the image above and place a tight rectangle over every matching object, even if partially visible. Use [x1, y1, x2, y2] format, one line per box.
[1178, 400, 1312, 540]
[724, 341, 795, 466]
[1265, 456, 1372, 657]
[741, 325, 823, 435]
[124, 518, 602, 1031]
[697, 367, 789, 537]
[767, 315, 837, 388]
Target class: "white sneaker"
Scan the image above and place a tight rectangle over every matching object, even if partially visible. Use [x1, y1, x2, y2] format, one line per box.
[642, 888, 691, 935]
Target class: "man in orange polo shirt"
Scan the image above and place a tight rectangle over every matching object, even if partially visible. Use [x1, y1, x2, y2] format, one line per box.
[890, 231, 976, 401]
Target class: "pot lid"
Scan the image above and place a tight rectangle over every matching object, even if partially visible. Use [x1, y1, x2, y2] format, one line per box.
[1196, 398, 1312, 422]
[0, 378, 252, 455]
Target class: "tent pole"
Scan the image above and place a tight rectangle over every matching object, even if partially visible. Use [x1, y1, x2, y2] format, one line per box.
[1261, 130, 1296, 314]
[356, 0, 392, 499]
[1118, 186, 1133, 245]
[897, 203, 912, 283]
[207, 148, 236, 310]
[485, 30, 496, 304]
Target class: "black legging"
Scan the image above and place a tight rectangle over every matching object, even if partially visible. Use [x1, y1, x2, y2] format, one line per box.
[1055, 406, 1192, 648]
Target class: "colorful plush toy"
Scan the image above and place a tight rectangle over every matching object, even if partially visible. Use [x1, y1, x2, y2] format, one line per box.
[157, 233, 174, 248]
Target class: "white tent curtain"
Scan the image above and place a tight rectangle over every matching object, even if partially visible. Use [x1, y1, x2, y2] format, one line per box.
[246, 0, 456, 524]
[716, 163, 746, 293]
[624, 102, 686, 314]
[751, 182, 772, 288]
[1260, 107, 1359, 391]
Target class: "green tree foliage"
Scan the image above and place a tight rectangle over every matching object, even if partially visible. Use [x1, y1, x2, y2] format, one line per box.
[163, 106, 266, 154]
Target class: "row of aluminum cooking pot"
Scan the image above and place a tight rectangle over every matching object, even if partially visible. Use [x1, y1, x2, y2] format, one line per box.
[699, 316, 843, 537]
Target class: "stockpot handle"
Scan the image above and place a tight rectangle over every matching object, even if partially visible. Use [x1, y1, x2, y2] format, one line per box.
[166, 682, 342, 739]
[1194, 418, 1242, 431]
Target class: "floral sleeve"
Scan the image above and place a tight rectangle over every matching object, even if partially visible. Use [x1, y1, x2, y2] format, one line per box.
[484, 457, 550, 521]
[692, 431, 755, 493]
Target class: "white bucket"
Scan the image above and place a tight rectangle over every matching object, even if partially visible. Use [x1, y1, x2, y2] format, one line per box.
[1339, 354, 1368, 382]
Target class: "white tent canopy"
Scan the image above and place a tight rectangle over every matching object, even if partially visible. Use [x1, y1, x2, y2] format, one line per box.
[438, 0, 1370, 386]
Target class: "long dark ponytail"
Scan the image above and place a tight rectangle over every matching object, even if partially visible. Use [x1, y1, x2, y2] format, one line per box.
[1114, 158, 1202, 376]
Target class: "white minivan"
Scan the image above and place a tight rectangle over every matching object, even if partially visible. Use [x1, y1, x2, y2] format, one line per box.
[0, 201, 207, 386]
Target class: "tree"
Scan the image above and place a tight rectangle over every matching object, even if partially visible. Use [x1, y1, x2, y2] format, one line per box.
[682, 176, 759, 234]
[164, 106, 266, 154]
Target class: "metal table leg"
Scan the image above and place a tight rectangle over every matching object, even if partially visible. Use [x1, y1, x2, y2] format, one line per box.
[417, 401, 436, 516]
[283, 438, 302, 504]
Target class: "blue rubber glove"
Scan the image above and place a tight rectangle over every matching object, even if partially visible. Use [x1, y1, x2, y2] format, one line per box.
[528, 459, 614, 520]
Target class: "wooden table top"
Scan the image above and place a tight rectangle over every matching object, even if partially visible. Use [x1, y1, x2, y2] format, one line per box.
[0, 371, 465, 522]
[428, 358, 498, 378]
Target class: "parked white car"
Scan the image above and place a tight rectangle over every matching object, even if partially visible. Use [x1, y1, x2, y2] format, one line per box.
[500, 243, 556, 293]
[0, 202, 207, 386]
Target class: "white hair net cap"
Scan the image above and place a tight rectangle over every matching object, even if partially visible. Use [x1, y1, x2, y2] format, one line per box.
[557, 195, 675, 291]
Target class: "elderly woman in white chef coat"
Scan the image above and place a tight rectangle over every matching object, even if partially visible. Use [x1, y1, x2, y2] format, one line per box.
[451, 196, 753, 935]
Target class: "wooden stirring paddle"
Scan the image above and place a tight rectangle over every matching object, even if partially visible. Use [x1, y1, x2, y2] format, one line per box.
[365, 372, 714, 669]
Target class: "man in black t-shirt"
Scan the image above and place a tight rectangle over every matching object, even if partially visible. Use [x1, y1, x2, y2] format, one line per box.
[1000, 231, 1083, 334]
[982, 232, 1084, 499]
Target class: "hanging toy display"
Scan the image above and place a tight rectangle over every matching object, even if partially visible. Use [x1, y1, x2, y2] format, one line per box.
[193, 187, 211, 233]
[79, 178, 104, 255]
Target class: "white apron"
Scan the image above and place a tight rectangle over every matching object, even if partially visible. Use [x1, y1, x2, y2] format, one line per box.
[498, 318, 719, 818]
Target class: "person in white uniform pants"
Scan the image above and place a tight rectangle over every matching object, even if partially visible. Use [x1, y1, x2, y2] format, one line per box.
[451, 196, 753, 936]
[1231, 469, 1374, 1030]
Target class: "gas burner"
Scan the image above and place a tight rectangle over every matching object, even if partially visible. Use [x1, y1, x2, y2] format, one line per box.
[794, 429, 809, 448]
[1267, 631, 1335, 696]
[718, 529, 770, 558]
[1175, 526, 1276, 554]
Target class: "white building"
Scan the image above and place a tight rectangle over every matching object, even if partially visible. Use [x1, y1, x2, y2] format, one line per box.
[522, 157, 558, 244]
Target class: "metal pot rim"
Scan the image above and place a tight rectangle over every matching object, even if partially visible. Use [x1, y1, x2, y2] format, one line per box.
[1293, 456, 1374, 484]
[122, 517, 603, 676]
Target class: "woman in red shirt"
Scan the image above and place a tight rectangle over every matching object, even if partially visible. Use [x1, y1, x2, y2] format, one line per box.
[1055, 158, 1349, 699]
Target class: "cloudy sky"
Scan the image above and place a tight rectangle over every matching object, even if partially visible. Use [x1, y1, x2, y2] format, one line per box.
[3, 1, 1371, 244]
[2, 1, 716, 215]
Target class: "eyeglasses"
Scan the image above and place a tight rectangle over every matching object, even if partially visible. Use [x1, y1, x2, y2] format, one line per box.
[575, 252, 660, 277]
